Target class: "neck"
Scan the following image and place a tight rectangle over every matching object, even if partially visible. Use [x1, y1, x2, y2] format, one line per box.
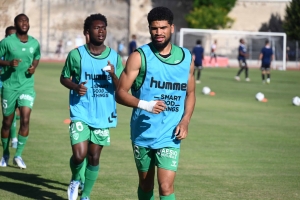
[16, 32, 28, 42]
[158, 43, 172, 55]
[88, 43, 106, 55]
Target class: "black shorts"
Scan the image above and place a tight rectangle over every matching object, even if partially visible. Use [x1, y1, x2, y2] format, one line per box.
[194, 64, 203, 69]
[261, 63, 271, 71]
[238, 59, 247, 68]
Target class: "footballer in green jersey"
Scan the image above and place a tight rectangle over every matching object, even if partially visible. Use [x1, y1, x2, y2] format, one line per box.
[0, 14, 41, 170]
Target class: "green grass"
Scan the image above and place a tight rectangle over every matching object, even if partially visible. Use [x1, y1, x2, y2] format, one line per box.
[0, 63, 299, 200]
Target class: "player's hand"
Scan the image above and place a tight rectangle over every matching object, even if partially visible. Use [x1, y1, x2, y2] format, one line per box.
[76, 80, 88, 96]
[27, 65, 36, 74]
[10, 59, 21, 67]
[174, 119, 189, 140]
[104, 60, 115, 74]
[152, 100, 166, 114]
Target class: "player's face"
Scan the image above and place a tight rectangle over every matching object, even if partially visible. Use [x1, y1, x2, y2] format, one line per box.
[89, 20, 106, 45]
[149, 20, 174, 51]
[15, 15, 30, 34]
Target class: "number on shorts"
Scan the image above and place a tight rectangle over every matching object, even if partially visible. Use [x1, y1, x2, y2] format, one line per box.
[2, 99, 7, 109]
[75, 122, 84, 131]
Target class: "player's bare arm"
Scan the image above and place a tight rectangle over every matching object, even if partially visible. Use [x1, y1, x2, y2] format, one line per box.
[106, 60, 119, 88]
[27, 59, 40, 74]
[60, 76, 87, 96]
[0, 59, 20, 67]
[175, 60, 196, 140]
[116, 51, 166, 113]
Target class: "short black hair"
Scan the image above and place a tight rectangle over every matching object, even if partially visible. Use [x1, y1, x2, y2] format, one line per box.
[265, 39, 269, 45]
[84, 13, 107, 33]
[14, 13, 29, 24]
[5, 26, 16, 37]
[196, 40, 201, 45]
[147, 7, 174, 25]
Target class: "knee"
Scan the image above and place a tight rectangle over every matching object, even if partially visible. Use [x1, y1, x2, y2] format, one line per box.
[20, 117, 30, 127]
[2, 118, 13, 129]
[140, 181, 154, 192]
[159, 182, 174, 196]
[72, 153, 86, 164]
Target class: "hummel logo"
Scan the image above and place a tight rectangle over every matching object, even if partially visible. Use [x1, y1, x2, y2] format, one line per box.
[18, 142, 24, 145]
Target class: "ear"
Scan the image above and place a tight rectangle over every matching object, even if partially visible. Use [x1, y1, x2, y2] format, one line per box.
[170, 24, 175, 34]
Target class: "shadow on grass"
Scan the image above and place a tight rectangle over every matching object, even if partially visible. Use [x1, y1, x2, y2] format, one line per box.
[0, 171, 68, 199]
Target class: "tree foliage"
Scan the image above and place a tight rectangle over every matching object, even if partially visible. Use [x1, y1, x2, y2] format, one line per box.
[185, 0, 236, 29]
[283, 0, 300, 41]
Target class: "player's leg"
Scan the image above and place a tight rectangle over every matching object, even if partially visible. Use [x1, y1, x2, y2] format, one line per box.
[80, 143, 103, 199]
[13, 89, 36, 169]
[68, 120, 89, 200]
[235, 60, 244, 81]
[10, 111, 18, 148]
[195, 66, 200, 84]
[244, 61, 250, 81]
[214, 54, 218, 67]
[13, 106, 31, 168]
[80, 128, 110, 199]
[156, 147, 180, 200]
[261, 66, 266, 83]
[266, 65, 271, 83]
[133, 144, 155, 200]
[0, 113, 15, 167]
[1, 90, 19, 167]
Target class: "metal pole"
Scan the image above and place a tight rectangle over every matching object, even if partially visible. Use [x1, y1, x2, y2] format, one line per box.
[46, 0, 50, 56]
[40, 0, 43, 53]
[23, 0, 25, 13]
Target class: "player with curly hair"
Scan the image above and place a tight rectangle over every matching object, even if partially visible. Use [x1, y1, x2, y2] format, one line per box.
[60, 13, 123, 200]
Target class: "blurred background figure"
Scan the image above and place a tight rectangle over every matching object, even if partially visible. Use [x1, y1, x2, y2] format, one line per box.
[128, 34, 137, 55]
[55, 40, 63, 58]
[192, 39, 204, 84]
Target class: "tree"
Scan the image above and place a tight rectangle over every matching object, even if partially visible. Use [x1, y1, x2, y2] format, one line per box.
[185, 0, 236, 29]
[283, 0, 300, 41]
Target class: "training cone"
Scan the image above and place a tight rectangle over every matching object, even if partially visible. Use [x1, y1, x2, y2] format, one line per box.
[261, 98, 268, 102]
[63, 118, 71, 124]
[209, 91, 215, 96]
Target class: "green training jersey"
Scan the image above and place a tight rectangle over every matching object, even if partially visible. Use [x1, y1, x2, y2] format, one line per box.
[0, 33, 41, 90]
[61, 44, 124, 82]
[133, 42, 185, 91]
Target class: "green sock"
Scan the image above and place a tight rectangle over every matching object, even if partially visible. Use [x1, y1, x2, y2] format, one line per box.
[14, 135, 28, 157]
[79, 157, 87, 184]
[160, 193, 175, 200]
[70, 157, 84, 181]
[138, 186, 154, 200]
[10, 113, 17, 139]
[81, 164, 99, 198]
[1, 138, 10, 156]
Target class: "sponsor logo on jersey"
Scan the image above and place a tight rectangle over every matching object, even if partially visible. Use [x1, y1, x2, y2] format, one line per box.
[150, 77, 187, 91]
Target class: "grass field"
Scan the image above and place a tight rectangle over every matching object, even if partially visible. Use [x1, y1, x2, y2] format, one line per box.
[0, 63, 299, 200]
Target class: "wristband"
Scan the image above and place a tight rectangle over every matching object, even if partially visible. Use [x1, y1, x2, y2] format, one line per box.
[137, 100, 157, 113]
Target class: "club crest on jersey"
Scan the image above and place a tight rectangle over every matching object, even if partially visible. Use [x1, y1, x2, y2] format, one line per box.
[29, 47, 34, 53]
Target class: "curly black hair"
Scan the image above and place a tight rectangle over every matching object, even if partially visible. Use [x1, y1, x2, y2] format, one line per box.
[84, 13, 107, 33]
[147, 7, 174, 25]
[5, 26, 16, 37]
[14, 14, 29, 24]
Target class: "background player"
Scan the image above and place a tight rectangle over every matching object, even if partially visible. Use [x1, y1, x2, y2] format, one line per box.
[192, 39, 204, 84]
[0, 14, 41, 169]
[235, 38, 250, 82]
[259, 39, 274, 84]
[116, 7, 195, 200]
[209, 40, 217, 67]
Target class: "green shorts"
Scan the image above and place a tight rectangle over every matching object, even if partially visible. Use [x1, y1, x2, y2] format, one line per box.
[69, 120, 110, 146]
[1, 88, 36, 116]
[132, 144, 180, 172]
